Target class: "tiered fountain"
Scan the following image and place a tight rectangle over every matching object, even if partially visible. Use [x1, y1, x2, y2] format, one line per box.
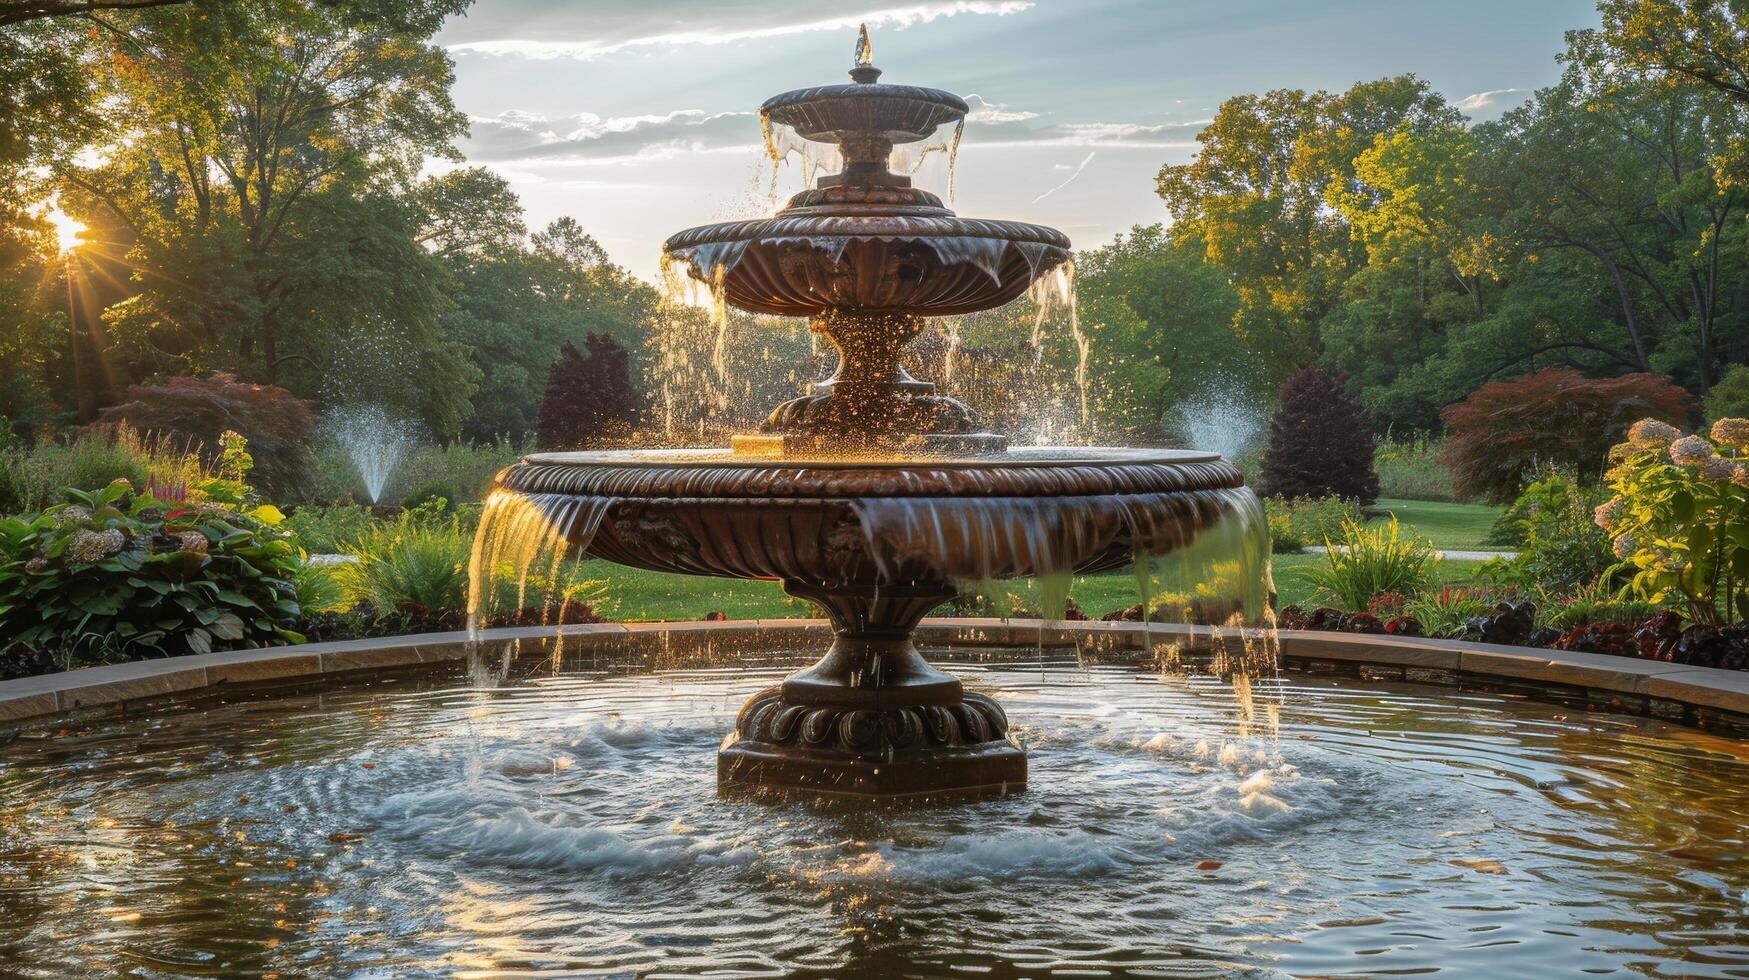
[489, 30, 1258, 799]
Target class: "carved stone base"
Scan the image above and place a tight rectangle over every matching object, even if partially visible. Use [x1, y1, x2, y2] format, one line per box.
[716, 580, 1027, 800]
[719, 688, 1026, 799]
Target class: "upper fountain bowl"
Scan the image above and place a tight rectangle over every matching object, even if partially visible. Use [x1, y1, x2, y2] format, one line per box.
[661, 39, 1072, 319]
[761, 80, 967, 148]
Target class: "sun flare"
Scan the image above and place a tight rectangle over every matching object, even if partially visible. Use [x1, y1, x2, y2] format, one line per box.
[45, 207, 87, 256]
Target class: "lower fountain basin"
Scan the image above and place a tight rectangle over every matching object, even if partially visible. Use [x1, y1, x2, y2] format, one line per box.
[496, 447, 1251, 586]
[4, 640, 1745, 976]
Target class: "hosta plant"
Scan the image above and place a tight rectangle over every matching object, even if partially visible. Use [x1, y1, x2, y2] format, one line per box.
[0, 481, 304, 674]
[1597, 418, 1749, 625]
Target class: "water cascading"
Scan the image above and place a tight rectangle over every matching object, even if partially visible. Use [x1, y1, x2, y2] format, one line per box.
[471, 27, 1273, 799]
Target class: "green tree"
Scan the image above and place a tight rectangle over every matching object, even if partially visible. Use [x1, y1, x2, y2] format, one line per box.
[1157, 76, 1462, 377]
[55, 0, 472, 430]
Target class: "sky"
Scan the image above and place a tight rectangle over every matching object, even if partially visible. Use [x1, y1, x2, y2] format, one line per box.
[434, 0, 1603, 279]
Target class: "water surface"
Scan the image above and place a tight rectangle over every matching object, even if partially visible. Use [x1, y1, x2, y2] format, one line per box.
[2, 650, 1745, 977]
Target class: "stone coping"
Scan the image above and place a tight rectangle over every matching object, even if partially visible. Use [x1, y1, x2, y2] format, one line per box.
[2, 619, 1745, 729]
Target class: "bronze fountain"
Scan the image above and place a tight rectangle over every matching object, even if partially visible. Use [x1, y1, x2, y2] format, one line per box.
[492, 30, 1251, 799]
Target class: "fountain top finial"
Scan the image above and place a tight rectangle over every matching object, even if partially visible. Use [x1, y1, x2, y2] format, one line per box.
[849, 24, 881, 83]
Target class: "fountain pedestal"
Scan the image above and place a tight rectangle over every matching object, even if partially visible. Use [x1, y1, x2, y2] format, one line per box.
[718, 582, 1025, 799]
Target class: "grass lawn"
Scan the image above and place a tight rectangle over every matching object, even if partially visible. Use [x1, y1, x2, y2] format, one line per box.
[580, 552, 1489, 623]
[1368, 497, 1501, 551]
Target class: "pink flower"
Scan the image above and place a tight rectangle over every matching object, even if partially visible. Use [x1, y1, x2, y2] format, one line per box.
[1612, 533, 1638, 559]
[1629, 418, 1681, 446]
[1593, 497, 1623, 531]
[1735, 464, 1749, 489]
[1704, 456, 1737, 481]
[1670, 435, 1714, 465]
[1710, 417, 1749, 448]
[176, 530, 209, 554]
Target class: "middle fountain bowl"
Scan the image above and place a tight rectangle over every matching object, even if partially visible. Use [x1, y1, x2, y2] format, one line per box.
[485, 30, 1268, 801]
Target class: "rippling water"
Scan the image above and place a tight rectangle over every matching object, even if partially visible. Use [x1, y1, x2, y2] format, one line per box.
[2, 649, 1747, 978]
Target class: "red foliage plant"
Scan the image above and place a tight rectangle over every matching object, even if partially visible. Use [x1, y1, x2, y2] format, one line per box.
[1259, 366, 1379, 504]
[94, 373, 316, 500]
[537, 334, 639, 451]
[1439, 368, 1692, 504]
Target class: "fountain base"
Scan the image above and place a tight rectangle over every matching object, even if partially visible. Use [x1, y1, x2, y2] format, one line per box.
[717, 582, 1026, 799]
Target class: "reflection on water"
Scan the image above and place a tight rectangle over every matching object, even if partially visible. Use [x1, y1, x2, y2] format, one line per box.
[1, 650, 1746, 978]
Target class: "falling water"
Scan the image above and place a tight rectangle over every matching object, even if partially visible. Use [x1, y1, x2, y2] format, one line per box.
[1024, 261, 1091, 437]
[324, 405, 415, 504]
[466, 491, 613, 675]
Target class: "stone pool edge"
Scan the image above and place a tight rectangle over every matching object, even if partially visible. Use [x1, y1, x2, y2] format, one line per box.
[2, 619, 1745, 729]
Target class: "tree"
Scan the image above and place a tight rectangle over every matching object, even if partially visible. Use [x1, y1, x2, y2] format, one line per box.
[0, 1, 190, 26]
[1072, 225, 1243, 440]
[95, 372, 317, 499]
[1258, 366, 1379, 503]
[536, 335, 638, 451]
[1439, 367, 1693, 503]
[445, 216, 659, 442]
[55, 0, 471, 413]
[1157, 77, 1462, 377]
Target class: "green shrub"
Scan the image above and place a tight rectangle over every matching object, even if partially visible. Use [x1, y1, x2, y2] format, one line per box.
[1303, 516, 1438, 610]
[1403, 586, 1506, 638]
[0, 481, 303, 672]
[335, 505, 472, 612]
[10, 431, 148, 511]
[1486, 474, 1614, 591]
[1704, 364, 1749, 423]
[294, 561, 348, 614]
[401, 479, 454, 513]
[1374, 434, 1453, 501]
[1602, 417, 1749, 625]
[284, 505, 374, 554]
[1534, 580, 1659, 632]
[1265, 496, 1362, 554]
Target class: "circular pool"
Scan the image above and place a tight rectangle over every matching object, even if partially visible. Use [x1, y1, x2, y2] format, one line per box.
[2, 647, 1745, 977]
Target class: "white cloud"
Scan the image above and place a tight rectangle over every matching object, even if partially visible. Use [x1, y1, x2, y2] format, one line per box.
[964, 93, 1040, 124]
[1455, 88, 1523, 114]
[464, 108, 757, 162]
[449, 1, 1033, 60]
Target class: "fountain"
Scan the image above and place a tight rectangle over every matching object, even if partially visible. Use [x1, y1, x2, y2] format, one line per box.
[482, 29, 1262, 799]
[326, 405, 415, 505]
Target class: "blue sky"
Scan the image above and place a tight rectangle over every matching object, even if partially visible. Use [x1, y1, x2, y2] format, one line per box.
[435, 0, 1602, 278]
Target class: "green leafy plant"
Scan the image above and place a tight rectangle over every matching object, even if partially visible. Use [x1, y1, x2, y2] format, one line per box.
[1265, 496, 1363, 554]
[1304, 516, 1438, 610]
[1486, 474, 1614, 591]
[1534, 579, 1658, 632]
[284, 505, 374, 554]
[335, 504, 471, 612]
[0, 481, 304, 673]
[1403, 586, 1508, 638]
[1599, 417, 1749, 625]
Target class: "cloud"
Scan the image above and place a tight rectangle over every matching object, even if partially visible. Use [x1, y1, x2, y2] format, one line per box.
[462, 108, 758, 162]
[447, 1, 1034, 60]
[964, 93, 1039, 124]
[1454, 88, 1524, 116]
